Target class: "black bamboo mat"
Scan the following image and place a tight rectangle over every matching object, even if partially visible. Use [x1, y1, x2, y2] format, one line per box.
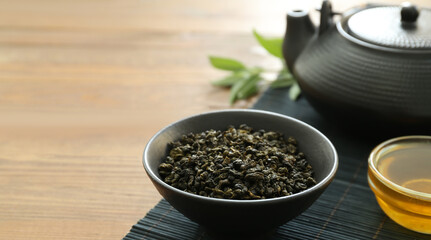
[124, 88, 431, 240]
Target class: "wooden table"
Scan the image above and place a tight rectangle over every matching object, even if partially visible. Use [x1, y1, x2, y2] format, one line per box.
[1, 0, 429, 239]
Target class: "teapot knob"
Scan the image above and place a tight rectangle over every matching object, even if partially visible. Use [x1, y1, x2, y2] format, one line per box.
[319, 0, 334, 35]
[401, 2, 419, 23]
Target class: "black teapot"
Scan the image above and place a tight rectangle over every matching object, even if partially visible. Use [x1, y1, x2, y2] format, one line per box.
[283, 1, 431, 130]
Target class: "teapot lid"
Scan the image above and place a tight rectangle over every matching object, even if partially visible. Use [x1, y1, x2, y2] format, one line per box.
[346, 3, 431, 50]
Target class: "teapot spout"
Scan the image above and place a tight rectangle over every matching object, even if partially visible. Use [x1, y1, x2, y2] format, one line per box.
[282, 9, 316, 72]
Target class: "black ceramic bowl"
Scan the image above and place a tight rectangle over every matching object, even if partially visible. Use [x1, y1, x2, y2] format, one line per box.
[143, 109, 338, 238]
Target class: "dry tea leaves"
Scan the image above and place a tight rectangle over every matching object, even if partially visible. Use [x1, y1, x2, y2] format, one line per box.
[158, 124, 316, 200]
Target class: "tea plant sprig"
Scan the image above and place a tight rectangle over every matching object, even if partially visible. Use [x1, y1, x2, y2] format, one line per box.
[209, 30, 300, 105]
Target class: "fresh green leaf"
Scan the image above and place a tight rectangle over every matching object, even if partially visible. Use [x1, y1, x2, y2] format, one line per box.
[229, 78, 247, 105]
[253, 30, 283, 59]
[211, 71, 250, 87]
[289, 82, 301, 100]
[248, 66, 264, 75]
[271, 78, 294, 88]
[237, 85, 258, 100]
[208, 30, 300, 104]
[209, 56, 246, 71]
[271, 69, 295, 88]
[212, 67, 263, 87]
[237, 77, 260, 99]
[229, 74, 260, 105]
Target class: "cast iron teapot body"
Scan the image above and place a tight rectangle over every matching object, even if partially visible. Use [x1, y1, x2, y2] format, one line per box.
[283, 1, 431, 130]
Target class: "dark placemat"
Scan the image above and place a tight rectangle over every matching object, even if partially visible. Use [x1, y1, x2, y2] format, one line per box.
[124, 88, 430, 240]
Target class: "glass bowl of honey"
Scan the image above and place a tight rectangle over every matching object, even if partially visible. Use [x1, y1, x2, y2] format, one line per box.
[368, 136, 431, 234]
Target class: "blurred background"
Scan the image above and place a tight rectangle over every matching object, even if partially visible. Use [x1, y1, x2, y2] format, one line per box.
[0, 0, 428, 239]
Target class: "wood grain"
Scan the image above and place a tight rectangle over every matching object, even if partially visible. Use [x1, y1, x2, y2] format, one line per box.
[0, 0, 429, 239]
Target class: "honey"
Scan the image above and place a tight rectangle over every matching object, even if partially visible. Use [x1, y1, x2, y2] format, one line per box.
[368, 136, 431, 234]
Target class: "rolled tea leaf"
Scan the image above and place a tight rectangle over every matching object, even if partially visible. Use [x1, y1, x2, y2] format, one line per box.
[253, 30, 283, 59]
[159, 125, 317, 200]
[209, 56, 246, 71]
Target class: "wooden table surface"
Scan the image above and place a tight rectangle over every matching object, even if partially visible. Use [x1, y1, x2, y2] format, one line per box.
[1, 0, 429, 239]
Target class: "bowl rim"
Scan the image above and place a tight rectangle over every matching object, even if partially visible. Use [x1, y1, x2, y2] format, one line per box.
[143, 109, 338, 204]
[368, 135, 431, 201]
